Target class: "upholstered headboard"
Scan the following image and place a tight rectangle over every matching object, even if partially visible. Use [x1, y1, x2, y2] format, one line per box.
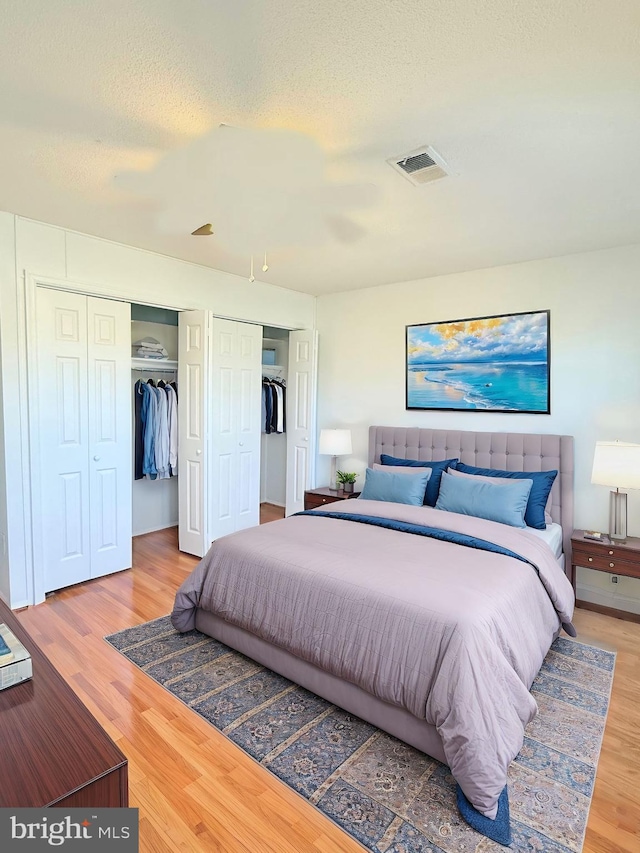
[368, 426, 574, 568]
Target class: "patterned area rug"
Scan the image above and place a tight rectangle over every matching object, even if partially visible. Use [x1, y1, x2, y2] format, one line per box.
[106, 618, 615, 853]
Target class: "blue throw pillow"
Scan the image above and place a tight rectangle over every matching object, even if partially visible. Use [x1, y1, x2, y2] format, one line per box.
[380, 454, 459, 507]
[435, 471, 533, 528]
[453, 462, 557, 530]
[359, 467, 431, 506]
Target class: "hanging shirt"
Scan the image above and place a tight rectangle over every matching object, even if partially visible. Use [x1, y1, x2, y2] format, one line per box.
[140, 382, 158, 479]
[263, 381, 273, 433]
[134, 380, 144, 480]
[166, 383, 178, 475]
[274, 384, 284, 433]
[153, 384, 170, 479]
[269, 384, 278, 433]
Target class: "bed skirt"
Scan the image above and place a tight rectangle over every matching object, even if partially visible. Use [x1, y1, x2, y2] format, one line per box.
[195, 608, 448, 765]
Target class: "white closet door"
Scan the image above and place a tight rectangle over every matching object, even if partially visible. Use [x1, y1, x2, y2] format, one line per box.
[178, 310, 211, 557]
[87, 297, 132, 578]
[285, 330, 318, 516]
[234, 322, 262, 532]
[210, 319, 261, 540]
[38, 288, 91, 592]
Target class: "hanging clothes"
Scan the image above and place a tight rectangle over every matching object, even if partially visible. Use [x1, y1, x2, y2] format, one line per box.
[261, 377, 286, 434]
[134, 377, 178, 480]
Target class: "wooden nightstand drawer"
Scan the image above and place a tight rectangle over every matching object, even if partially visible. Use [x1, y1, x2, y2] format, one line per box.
[305, 492, 341, 509]
[573, 547, 640, 579]
[304, 489, 361, 511]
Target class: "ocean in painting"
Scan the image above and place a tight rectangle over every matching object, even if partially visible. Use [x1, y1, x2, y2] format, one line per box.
[407, 361, 548, 411]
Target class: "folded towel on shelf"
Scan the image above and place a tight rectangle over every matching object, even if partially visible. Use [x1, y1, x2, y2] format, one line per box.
[133, 337, 169, 359]
[136, 350, 168, 359]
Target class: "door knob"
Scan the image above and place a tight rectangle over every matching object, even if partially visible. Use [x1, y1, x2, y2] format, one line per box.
[239, 442, 244, 446]
[93, 456, 100, 461]
[303, 437, 308, 441]
[196, 449, 202, 456]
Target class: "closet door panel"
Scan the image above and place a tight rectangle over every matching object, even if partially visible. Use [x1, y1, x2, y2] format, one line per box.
[209, 320, 261, 539]
[179, 311, 211, 556]
[286, 330, 318, 516]
[234, 324, 262, 532]
[87, 297, 132, 577]
[210, 319, 239, 540]
[37, 288, 91, 592]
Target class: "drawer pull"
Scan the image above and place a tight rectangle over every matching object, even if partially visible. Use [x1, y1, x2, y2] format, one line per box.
[610, 562, 615, 568]
[322, 498, 327, 502]
[588, 557, 593, 562]
[608, 550, 614, 555]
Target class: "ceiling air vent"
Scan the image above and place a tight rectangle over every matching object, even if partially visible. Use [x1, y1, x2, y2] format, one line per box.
[387, 145, 449, 186]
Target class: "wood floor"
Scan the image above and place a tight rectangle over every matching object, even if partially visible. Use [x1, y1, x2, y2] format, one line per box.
[17, 528, 640, 853]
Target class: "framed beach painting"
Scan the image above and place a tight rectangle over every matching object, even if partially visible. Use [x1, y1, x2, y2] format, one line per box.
[406, 310, 550, 413]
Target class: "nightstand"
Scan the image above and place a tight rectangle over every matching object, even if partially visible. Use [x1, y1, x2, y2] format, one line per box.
[304, 487, 361, 511]
[571, 529, 640, 596]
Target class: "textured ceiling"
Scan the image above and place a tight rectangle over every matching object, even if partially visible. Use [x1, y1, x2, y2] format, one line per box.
[1, 0, 639, 295]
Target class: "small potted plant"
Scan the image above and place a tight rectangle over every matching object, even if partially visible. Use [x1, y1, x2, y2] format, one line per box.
[336, 471, 357, 494]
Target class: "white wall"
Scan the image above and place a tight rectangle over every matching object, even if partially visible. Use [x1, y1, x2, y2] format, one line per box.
[0, 213, 316, 607]
[316, 243, 640, 613]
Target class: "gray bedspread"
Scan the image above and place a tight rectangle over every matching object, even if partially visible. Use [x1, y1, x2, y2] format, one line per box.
[172, 500, 575, 819]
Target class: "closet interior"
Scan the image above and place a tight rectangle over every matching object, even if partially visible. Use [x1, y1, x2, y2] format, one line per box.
[260, 326, 289, 510]
[131, 304, 179, 536]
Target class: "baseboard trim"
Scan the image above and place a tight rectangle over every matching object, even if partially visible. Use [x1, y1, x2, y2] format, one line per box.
[133, 523, 178, 537]
[576, 599, 640, 624]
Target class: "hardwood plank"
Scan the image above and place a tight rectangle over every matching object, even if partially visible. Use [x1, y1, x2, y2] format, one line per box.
[15, 531, 640, 853]
[260, 503, 285, 524]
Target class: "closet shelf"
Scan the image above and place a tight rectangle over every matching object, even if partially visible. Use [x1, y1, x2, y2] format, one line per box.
[262, 364, 284, 371]
[131, 357, 178, 371]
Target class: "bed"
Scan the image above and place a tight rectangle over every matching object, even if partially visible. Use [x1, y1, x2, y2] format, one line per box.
[172, 426, 575, 836]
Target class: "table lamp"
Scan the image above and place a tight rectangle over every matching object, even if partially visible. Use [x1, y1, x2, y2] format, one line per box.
[591, 440, 640, 543]
[319, 429, 352, 491]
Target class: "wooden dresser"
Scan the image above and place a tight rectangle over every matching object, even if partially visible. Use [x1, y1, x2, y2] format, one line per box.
[0, 597, 128, 808]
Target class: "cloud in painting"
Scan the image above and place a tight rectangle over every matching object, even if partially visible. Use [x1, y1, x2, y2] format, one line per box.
[408, 312, 548, 365]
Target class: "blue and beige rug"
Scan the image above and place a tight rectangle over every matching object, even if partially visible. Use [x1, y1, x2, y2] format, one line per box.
[106, 618, 615, 852]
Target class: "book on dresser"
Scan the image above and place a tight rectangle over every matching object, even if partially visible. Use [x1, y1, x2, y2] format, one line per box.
[0, 622, 32, 690]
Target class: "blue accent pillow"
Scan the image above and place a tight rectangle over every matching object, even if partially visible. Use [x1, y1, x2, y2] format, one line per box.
[453, 462, 557, 530]
[380, 454, 459, 507]
[435, 471, 533, 528]
[359, 467, 431, 506]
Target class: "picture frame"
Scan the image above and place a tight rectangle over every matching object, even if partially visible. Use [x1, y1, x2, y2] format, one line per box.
[406, 309, 550, 413]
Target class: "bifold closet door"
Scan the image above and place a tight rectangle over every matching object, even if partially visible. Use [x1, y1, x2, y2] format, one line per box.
[210, 318, 262, 541]
[178, 310, 211, 557]
[38, 289, 91, 591]
[36, 289, 131, 593]
[285, 329, 318, 516]
[86, 296, 132, 578]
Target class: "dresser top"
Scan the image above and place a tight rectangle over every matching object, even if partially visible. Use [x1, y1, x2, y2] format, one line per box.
[0, 599, 127, 807]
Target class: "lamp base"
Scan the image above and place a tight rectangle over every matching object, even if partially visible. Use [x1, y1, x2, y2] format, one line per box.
[609, 490, 627, 544]
[330, 456, 338, 491]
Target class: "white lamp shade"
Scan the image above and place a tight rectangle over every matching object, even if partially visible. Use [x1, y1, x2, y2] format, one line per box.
[319, 429, 352, 456]
[591, 441, 640, 489]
